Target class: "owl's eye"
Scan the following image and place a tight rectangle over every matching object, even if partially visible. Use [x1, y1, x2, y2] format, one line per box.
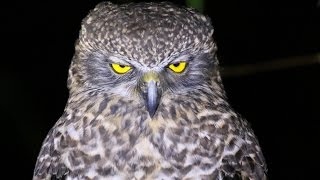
[111, 63, 132, 74]
[168, 61, 187, 73]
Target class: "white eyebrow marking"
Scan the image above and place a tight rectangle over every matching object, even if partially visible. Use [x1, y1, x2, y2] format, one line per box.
[108, 56, 130, 65]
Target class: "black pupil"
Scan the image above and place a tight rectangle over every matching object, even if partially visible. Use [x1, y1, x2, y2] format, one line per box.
[173, 63, 180, 67]
[119, 65, 126, 68]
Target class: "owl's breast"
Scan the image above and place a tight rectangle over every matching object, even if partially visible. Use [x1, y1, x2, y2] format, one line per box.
[55, 94, 228, 179]
[55, 115, 225, 179]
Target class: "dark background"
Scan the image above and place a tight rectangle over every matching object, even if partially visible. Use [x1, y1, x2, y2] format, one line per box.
[1, 0, 319, 179]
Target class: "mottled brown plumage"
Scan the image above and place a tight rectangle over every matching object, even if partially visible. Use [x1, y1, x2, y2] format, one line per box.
[33, 2, 267, 179]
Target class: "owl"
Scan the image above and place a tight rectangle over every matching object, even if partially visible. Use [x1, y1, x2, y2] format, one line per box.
[33, 2, 267, 180]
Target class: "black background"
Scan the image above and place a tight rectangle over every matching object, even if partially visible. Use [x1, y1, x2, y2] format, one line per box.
[1, 0, 319, 179]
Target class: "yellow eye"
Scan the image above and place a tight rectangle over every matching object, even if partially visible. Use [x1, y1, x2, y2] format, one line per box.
[168, 61, 187, 73]
[111, 63, 131, 74]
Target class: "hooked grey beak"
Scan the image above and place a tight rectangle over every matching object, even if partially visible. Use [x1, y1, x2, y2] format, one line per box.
[141, 72, 161, 117]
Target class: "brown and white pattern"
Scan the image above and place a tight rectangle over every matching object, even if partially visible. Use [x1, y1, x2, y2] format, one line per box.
[33, 2, 267, 180]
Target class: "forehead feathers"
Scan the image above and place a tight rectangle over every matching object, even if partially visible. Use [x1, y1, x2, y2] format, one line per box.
[77, 2, 215, 66]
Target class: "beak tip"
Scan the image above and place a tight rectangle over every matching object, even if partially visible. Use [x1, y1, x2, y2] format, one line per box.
[147, 106, 157, 118]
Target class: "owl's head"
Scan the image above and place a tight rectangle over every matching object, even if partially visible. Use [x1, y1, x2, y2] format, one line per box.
[68, 2, 223, 116]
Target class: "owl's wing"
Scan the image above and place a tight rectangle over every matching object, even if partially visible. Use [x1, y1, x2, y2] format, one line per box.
[220, 129, 267, 180]
[33, 119, 69, 180]
[240, 136, 268, 180]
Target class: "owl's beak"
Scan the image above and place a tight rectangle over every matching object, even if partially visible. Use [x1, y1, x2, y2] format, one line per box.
[141, 72, 161, 117]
